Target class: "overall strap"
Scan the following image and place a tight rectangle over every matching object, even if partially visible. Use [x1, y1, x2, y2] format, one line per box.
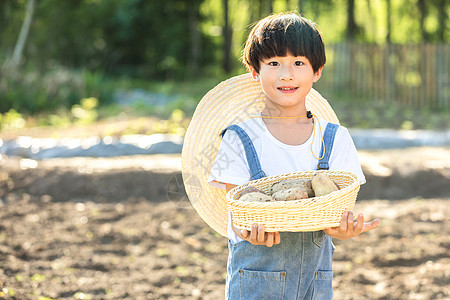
[221, 125, 266, 180]
[317, 122, 339, 170]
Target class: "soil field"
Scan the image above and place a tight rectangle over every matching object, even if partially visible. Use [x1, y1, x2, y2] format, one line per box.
[0, 148, 449, 300]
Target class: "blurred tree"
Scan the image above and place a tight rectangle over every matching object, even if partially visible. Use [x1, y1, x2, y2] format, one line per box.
[1, 2, 22, 62]
[1, 0, 449, 115]
[298, 0, 303, 13]
[417, 0, 430, 42]
[246, 0, 257, 21]
[0, 0, 448, 81]
[285, 0, 290, 11]
[258, 0, 263, 18]
[346, 0, 357, 40]
[223, 0, 233, 73]
[308, 0, 333, 21]
[246, 0, 273, 21]
[386, 0, 391, 43]
[19, 0, 214, 79]
[434, 0, 447, 41]
[3, 0, 35, 70]
[188, 0, 202, 76]
[416, 0, 448, 42]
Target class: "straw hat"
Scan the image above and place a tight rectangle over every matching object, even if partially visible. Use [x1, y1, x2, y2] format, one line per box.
[181, 73, 339, 237]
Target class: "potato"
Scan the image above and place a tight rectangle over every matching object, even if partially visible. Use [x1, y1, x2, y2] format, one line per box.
[311, 173, 339, 197]
[272, 187, 309, 201]
[239, 192, 274, 202]
[270, 179, 314, 197]
[240, 186, 266, 197]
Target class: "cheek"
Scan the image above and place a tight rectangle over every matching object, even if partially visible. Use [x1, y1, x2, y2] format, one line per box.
[259, 83, 272, 96]
[258, 73, 276, 87]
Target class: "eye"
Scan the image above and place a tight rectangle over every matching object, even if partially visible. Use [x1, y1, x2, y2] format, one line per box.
[268, 61, 279, 66]
[295, 61, 304, 66]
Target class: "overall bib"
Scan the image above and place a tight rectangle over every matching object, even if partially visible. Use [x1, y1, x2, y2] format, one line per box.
[223, 122, 339, 300]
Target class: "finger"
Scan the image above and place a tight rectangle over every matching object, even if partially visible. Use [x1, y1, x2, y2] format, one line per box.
[354, 213, 364, 234]
[323, 227, 332, 235]
[257, 225, 265, 243]
[362, 218, 381, 233]
[266, 232, 274, 247]
[347, 211, 354, 232]
[274, 231, 281, 245]
[250, 224, 258, 244]
[241, 229, 249, 238]
[372, 218, 381, 228]
[340, 211, 348, 231]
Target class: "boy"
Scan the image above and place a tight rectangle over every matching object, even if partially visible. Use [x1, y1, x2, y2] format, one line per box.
[206, 12, 380, 299]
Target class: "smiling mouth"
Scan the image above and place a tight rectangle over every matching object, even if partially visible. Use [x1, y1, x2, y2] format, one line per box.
[277, 87, 298, 91]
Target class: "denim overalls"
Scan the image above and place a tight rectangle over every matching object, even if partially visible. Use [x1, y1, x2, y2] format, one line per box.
[222, 122, 339, 300]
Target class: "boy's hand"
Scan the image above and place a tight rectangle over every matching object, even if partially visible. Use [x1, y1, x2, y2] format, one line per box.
[231, 220, 280, 247]
[324, 211, 381, 240]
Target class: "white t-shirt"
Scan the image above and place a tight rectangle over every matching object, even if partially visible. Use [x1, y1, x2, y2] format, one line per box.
[208, 116, 365, 243]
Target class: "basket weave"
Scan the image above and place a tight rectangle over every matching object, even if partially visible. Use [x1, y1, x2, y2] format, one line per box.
[226, 170, 360, 232]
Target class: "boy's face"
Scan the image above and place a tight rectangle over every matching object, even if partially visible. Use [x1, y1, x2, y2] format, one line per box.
[251, 54, 322, 115]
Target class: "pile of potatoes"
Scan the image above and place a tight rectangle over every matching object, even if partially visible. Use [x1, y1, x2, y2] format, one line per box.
[238, 173, 339, 202]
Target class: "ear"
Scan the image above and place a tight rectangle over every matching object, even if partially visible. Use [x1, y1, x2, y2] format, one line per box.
[313, 67, 323, 83]
[250, 67, 259, 81]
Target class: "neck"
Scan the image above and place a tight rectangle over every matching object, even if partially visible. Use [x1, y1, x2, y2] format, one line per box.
[261, 107, 312, 124]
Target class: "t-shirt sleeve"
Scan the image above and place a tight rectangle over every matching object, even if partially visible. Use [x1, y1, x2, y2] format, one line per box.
[207, 129, 251, 189]
[329, 126, 366, 184]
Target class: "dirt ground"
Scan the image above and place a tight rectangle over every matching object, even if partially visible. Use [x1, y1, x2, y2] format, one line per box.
[0, 147, 449, 300]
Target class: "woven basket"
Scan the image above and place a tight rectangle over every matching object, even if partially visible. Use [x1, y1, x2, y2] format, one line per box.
[226, 170, 360, 232]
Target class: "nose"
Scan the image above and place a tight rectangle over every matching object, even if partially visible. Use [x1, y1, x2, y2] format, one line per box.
[279, 65, 294, 81]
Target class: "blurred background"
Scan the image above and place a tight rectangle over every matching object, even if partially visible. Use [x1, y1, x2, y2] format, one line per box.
[0, 1, 449, 300]
[0, 0, 449, 132]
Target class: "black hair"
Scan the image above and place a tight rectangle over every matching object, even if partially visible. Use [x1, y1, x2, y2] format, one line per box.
[243, 12, 326, 74]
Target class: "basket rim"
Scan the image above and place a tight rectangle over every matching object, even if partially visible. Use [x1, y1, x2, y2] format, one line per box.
[226, 170, 359, 207]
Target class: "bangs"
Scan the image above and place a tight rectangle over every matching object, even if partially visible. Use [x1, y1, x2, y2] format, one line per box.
[258, 19, 312, 59]
[244, 13, 326, 73]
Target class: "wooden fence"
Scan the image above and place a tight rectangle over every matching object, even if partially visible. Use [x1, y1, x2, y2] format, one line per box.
[316, 43, 450, 109]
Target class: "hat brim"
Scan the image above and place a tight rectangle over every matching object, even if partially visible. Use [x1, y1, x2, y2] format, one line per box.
[181, 73, 339, 237]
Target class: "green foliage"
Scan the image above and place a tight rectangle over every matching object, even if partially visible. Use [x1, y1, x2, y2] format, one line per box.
[0, 66, 113, 115]
[31, 273, 46, 283]
[1, 73, 448, 132]
[0, 109, 26, 130]
[71, 97, 99, 125]
[0, 0, 448, 118]
[6, 0, 217, 79]
[0, 96, 101, 130]
[1, 0, 448, 78]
